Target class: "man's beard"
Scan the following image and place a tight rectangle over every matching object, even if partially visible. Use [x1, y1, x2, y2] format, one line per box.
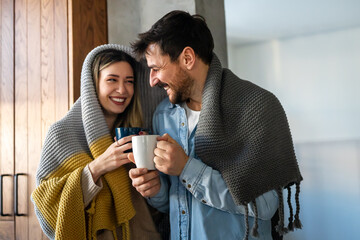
[158, 69, 193, 105]
[171, 69, 193, 104]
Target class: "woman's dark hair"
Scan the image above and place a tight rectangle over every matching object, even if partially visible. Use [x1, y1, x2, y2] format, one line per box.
[92, 50, 143, 134]
[132, 10, 214, 65]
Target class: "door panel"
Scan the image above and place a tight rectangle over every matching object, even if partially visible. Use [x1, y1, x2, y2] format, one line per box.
[0, 222, 15, 240]
[0, 0, 15, 237]
[14, 0, 29, 238]
[27, 0, 42, 238]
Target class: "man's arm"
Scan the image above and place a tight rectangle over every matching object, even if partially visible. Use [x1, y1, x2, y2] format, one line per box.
[153, 133, 279, 219]
[180, 157, 279, 220]
[128, 165, 170, 213]
[146, 173, 170, 213]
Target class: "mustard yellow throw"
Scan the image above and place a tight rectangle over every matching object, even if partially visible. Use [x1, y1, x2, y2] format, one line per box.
[31, 45, 149, 239]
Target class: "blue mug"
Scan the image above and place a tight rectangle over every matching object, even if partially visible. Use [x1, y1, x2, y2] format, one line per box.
[115, 127, 150, 152]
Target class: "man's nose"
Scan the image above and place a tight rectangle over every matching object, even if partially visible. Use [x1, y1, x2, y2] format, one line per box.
[149, 70, 158, 87]
[150, 77, 157, 87]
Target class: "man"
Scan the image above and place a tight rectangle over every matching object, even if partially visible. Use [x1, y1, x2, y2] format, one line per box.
[129, 10, 303, 240]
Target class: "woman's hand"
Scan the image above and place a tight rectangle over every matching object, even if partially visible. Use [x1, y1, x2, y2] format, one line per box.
[88, 135, 133, 182]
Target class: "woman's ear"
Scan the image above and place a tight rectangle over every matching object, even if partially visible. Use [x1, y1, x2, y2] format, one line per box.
[180, 47, 195, 70]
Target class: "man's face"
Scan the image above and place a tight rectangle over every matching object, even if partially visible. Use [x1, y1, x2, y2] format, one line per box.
[145, 43, 194, 104]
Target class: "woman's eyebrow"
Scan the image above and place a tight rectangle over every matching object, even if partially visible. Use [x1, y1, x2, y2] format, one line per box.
[107, 74, 119, 77]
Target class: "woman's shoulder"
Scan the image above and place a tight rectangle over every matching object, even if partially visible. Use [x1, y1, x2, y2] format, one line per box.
[45, 100, 84, 142]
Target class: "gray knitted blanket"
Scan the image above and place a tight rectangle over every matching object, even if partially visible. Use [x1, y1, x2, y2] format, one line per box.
[195, 54, 303, 236]
[32, 44, 166, 239]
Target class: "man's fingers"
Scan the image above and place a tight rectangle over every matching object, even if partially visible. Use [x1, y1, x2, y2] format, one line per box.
[131, 170, 159, 187]
[141, 184, 161, 198]
[154, 147, 168, 159]
[157, 133, 177, 144]
[129, 168, 148, 179]
[135, 177, 160, 193]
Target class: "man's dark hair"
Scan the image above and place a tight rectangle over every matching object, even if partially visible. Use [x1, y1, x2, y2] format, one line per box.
[131, 10, 214, 65]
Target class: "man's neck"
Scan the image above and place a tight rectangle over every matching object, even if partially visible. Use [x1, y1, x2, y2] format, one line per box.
[186, 99, 201, 111]
[187, 62, 209, 111]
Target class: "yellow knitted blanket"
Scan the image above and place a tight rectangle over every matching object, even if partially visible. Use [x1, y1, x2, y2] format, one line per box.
[30, 45, 150, 239]
[32, 135, 135, 239]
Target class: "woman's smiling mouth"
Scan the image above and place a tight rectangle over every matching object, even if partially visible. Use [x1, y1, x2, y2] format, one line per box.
[110, 96, 126, 104]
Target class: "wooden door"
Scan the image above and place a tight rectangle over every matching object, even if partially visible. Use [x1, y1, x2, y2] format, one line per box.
[0, 0, 107, 239]
[0, 0, 15, 238]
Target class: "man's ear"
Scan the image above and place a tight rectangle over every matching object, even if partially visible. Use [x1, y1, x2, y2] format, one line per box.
[180, 47, 195, 70]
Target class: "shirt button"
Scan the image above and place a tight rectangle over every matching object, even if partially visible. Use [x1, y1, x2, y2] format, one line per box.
[181, 122, 185, 127]
[187, 184, 191, 188]
[202, 200, 207, 204]
[182, 179, 186, 183]
[182, 210, 186, 214]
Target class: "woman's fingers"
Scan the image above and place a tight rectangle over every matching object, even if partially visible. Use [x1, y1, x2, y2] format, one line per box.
[128, 153, 135, 163]
[115, 135, 133, 146]
[114, 142, 132, 153]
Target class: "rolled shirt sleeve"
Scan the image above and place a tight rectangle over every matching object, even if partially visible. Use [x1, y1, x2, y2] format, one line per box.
[179, 157, 279, 220]
[81, 164, 103, 208]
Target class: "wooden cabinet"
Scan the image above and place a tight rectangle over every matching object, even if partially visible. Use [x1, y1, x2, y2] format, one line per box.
[0, 0, 107, 239]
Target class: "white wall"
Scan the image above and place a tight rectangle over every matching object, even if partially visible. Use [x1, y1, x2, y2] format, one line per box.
[139, 0, 195, 32]
[107, 0, 195, 46]
[107, 0, 141, 46]
[228, 27, 360, 143]
[107, 0, 227, 66]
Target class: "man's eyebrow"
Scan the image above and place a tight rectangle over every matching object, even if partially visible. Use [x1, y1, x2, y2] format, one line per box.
[126, 76, 134, 79]
[148, 64, 157, 68]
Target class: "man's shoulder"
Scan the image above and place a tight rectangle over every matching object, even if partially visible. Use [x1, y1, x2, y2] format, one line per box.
[154, 98, 173, 112]
[222, 68, 274, 96]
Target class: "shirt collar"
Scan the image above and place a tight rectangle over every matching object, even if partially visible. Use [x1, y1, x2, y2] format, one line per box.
[167, 100, 183, 109]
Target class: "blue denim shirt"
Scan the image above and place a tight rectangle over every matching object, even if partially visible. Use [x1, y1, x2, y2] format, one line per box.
[149, 98, 279, 240]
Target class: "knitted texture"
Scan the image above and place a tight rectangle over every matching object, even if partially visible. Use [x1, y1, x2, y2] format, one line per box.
[195, 54, 303, 237]
[31, 44, 154, 240]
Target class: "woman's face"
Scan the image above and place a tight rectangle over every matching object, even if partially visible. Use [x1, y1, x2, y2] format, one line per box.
[98, 61, 134, 118]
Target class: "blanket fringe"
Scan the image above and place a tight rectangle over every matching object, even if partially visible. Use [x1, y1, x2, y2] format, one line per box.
[275, 188, 288, 235]
[286, 186, 294, 231]
[294, 183, 303, 229]
[243, 204, 250, 240]
[242, 183, 303, 239]
[251, 200, 259, 238]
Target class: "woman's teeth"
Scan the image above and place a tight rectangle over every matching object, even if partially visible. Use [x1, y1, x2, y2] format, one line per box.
[112, 97, 125, 103]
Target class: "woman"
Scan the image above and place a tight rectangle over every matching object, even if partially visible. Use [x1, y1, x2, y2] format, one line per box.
[31, 44, 161, 240]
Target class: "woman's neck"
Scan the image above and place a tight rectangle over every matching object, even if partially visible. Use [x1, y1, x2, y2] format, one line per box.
[104, 114, 116, 130]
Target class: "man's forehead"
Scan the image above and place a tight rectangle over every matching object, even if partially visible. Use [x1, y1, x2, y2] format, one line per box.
[145, 44, 171, 66]
[145, 43, 161, 56]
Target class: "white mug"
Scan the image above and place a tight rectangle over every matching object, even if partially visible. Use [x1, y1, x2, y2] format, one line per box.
[132, 135, 159, 170]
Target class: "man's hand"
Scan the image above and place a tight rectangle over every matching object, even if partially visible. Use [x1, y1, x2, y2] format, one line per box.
[128, 167, 161, 198]
[154, 133, 189, 176]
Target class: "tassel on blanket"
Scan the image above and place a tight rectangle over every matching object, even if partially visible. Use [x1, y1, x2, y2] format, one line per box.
[251, 200, 259, 238]
[286, 186, 294, 231]
[275, 188, 288, 235]
[87, 200, 96, 239]
[294, 183, 303, 229]
[243, 204, 250, 240]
